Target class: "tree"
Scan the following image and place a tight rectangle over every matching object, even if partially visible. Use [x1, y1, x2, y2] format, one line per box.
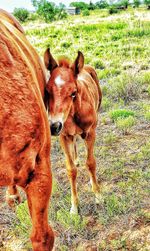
[133, 0, 141, 7]
[69, 1, 89, 10]
[31, 0, 67, 22]
[88, 1, 96, 10]
[118, 0, 129, 8]
[95, 0, 109, 9]
[13, 8, 29, 22]
[144, 0, 150, 9]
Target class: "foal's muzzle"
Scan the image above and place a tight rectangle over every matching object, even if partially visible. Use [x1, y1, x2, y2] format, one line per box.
[50, 122, 62, 136]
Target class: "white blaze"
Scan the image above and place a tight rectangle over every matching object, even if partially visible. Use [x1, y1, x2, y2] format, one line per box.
[55, 75, 65, 87]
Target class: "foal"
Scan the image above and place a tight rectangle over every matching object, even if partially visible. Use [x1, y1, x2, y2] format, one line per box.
[44, 48, 102, 214]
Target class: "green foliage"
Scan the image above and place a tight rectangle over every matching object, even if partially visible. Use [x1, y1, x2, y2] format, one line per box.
[104, 193, 128, 217]
[145, 111, 150, 121]
[140, 71, 150, 85]
[147, 86, 150, 96]
[15, 201, 31, 239]
[102, 97, 111, 111]
[82, 9, 90, 16]
[13, 8, 29, 22]
[103, 132, 117, 144]
[133, 0, 141, 7]
[95, 0, 109, 9]
[109, 109, 135, 122]
[57, 208, 87, 231]
[109, 6, 119, 14]
[144, 0, 150, 8]
[115, 116, 135, 134]
[118, 0, 129, 8]
[70, 1, 89, 10]
[141, 142, 150, 159]
[31, 0, 67, 22]
[108, 74, 141, 102]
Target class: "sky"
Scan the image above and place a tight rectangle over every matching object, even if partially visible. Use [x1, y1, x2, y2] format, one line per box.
[0, 0, 98, 13]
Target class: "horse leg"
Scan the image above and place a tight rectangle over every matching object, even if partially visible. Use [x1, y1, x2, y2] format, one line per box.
[84, 129, 101, 203]
[6, 185, 21, 207]
[74, 137, 79, 166]
[60, 134, 79, 214]
[25, 162, 54, 251]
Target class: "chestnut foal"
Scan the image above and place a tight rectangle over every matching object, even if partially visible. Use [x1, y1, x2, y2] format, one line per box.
[44, 48, 102, 214]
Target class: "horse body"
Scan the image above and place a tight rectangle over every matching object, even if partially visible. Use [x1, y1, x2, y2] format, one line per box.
[0, 10, 54, 250]
[44, 49, 102, 213]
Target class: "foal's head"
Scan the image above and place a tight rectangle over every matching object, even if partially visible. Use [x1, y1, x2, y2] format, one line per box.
[44, 48, 84, 136]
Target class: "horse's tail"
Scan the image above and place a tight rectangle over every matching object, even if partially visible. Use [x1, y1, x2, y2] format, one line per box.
[84, 65, 102, 110]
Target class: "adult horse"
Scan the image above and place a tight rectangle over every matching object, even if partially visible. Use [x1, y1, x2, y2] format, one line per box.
[44, 48, 102, 214]
[0, 9, 54, 250]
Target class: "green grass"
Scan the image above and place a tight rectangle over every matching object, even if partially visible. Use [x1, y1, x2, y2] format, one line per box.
[115, 116, 135, 134]
[109, 109, 135, 121]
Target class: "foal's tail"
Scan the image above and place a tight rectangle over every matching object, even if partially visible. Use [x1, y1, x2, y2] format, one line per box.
[84, 65, 102, 110]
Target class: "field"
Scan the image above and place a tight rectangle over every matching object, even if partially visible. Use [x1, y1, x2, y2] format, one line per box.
[0, 7, 150, 251]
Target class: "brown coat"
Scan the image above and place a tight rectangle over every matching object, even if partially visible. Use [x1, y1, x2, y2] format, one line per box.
[0, 10, 54, 251]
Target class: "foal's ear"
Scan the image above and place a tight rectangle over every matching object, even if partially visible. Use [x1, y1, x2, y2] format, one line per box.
[72, 51, 84, 76]
[44, 48, 58, 72]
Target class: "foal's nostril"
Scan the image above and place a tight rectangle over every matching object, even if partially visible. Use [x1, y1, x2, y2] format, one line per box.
[50, 122, 62, 136]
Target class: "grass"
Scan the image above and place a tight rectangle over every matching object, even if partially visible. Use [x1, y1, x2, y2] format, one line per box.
[1, 7, 150, 251]
[109, 109, 135, 121]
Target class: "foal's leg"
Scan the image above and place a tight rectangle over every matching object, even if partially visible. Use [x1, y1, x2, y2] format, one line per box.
[25, 163, 54, 251]
[6, 185, 21, 207]
[84, 129, 101, 203]
[60, 134, 79, 214]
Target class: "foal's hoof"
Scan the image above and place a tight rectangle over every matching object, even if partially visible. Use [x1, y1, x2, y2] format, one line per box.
[70, 205, 79, 215]
[74, 158, 80, 167]
[95, 193, 104, 204]
[6, 192, 21, 208]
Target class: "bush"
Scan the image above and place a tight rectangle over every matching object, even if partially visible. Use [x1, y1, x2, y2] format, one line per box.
[13, 8, 29, 22]
[115, 116, 135, 134]
[109, 109, 135, 122]
[82, 9, 90, 16]
[108, 74, 141, 102]
[109, 6, 119, 14]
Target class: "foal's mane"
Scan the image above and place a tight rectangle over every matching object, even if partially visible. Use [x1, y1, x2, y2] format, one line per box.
[58, 57, 71, 68]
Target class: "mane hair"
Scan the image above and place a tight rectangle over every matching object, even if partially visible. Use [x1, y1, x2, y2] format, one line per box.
[58, 57, 71, 68]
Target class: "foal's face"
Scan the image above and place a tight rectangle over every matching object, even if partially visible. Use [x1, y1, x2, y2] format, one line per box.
[46, 67, 77, 136]
[44, 48, 84, 136]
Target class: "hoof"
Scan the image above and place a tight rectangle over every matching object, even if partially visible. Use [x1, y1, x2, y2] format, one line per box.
[70, 205, 79, 215]
[74, 158, 80, 167]
[95, 193, 104, 204]
[6, 192, 21, 208]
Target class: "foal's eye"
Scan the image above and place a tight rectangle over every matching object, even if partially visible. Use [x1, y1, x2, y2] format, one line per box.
[71, 91, 76, 98]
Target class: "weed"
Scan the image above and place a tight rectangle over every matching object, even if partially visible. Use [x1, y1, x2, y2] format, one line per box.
[115, 116, 135, 134]
[145, 111, 150, 121]
[104, 193, 128, 218]
[103, 132, 117, 145]
[14, 201, 32, 249]
[57, 209, 87, 231]
[109, 109, 135, 122]
[108, 74, 141, 102]
[101, 97, 111, 111]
